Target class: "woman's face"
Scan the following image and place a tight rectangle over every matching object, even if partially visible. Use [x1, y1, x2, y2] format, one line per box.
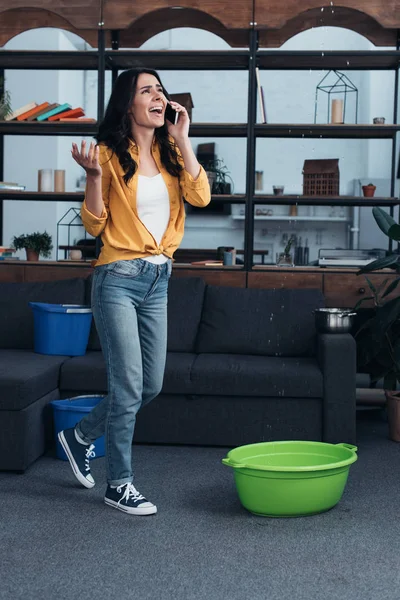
[130, 72, 166, 128]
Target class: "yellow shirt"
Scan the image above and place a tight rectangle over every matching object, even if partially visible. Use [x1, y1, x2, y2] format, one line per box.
[80, 138, 211, 266]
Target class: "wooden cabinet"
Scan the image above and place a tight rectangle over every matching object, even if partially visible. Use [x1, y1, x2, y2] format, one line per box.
[248, 267, 400, 307]
[1, 264, 399, 306]
[248, 271, 323, 291]
[323, 272, 398, 308]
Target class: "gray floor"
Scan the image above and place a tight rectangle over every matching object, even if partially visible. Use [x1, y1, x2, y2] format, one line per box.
[1, 411, 399, 600]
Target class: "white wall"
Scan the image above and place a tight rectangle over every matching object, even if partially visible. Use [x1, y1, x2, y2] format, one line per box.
[2, 24, 398, 263]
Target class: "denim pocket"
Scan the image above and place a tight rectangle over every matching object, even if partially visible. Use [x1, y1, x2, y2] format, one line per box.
[107, 259, 144, 279]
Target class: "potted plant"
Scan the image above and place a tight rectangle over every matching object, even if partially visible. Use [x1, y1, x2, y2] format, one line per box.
[276, 236, 295, 267]
[12, 231, 53, 261]
[0, 77, 12, 120]
[204, 158, 234, 195]
[354, 207, 400, 441]
[362, 182, 376, 197]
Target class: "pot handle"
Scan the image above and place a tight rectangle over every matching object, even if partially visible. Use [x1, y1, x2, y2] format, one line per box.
[335, 443, 358, 452]
[338, 312, 357, 318]
[221, 458, 247, 468]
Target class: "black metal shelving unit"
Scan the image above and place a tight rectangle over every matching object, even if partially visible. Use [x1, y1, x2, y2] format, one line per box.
[0, 33, 399, 263]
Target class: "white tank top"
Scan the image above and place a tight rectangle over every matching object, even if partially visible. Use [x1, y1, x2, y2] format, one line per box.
[136, 173, 170, 264]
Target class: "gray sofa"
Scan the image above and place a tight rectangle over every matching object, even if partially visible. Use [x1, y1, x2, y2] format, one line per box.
[0, 275, 356, 472]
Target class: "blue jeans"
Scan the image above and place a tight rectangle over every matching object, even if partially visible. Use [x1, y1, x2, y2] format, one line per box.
[75, 258, 171, 486]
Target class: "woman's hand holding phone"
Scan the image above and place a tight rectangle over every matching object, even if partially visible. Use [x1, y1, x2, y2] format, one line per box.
[165, 101, 190, 141]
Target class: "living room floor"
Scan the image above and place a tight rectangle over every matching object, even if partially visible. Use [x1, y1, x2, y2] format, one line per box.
[1, 410, 398, 600]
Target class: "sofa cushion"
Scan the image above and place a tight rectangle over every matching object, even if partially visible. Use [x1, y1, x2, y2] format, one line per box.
[60, 351, 107, 392]
[196, 287, 325, 357]
[0, 278, 86, 350]
[0, 349, 68, 410]
[84, 275, 206, 353]
[163, 352, 198, 394]
[60, 351, 199, 396]
[167, 277, 206, 352]
[190, 354, 323, 398]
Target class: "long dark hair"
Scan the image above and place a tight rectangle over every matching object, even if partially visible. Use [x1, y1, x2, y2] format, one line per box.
[96, 68, 182, 185]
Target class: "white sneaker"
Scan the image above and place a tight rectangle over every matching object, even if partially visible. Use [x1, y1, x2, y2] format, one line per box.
[104, 482, 157, 515]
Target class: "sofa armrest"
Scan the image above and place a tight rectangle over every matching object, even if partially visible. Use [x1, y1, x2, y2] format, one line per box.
[317, 333, 356, 444]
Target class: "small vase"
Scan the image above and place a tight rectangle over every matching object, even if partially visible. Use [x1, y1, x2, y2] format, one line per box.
[26, 248, 39, 261]
[276, 252, 294, 267]
[362, 185, 376, 198]
[385, 390, 400, 442]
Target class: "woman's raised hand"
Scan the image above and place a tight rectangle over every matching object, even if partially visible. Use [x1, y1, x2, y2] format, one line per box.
[71, 140, 102, 178]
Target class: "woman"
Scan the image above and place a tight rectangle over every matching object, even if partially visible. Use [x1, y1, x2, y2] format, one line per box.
[58, 68, 210, 516]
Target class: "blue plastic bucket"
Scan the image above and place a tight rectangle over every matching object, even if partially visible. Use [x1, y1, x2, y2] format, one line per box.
[29, 302, 92, 356]
[51, 395, 105, 460]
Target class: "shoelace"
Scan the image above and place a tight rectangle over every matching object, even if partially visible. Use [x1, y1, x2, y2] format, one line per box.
[116, 482, 145, 506]
[84, 444, 95, 473]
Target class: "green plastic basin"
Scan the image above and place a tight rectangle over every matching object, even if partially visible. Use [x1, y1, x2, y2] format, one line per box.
[222, 441, 358, 517]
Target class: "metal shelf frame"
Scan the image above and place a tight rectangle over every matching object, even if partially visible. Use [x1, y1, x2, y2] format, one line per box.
[0, 31, 399, 263]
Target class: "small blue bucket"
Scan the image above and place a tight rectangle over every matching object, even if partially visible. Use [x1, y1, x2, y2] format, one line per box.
[29, 302, 92, 356]
[51, 395, 105, 460]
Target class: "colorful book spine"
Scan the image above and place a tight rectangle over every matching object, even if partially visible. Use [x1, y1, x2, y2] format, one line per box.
[4, 102, 37, 121]
[27, 103, 59, 121]
[37, 103, 71, 121]
[17, 102, 50, 121]
[48, 107, 85, 121]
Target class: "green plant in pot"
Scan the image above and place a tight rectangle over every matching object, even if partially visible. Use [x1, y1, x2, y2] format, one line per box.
[276, 236, 295, 267]
[362, 182, 376, 197]
[354, 207, 400, 441]
[204, 158, 234, 195]
[0, 77, 12, 120]
[12, 231, 53, 261]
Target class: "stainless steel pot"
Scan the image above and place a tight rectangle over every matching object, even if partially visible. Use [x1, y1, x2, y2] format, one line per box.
[314, 308, 357, 333]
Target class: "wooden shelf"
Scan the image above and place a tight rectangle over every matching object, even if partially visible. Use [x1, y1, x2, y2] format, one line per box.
[0, 122, 97, 136]
[0, 49, 249, 70]
[1, 122, 398, 139]
[255, 124, 400, 139]
[0, 191, 85, 201]
[232, 215, 351, 222]
[256, 50, 400, 71]
[210, 194, 246, 203]
[252, 195, 399, 206]
[1, 191, 395, 208]
[189, 124, 247, 137]
[1, 50, 397, 72]
[0, 50, 99, 70]
[105, 50, 249, 70]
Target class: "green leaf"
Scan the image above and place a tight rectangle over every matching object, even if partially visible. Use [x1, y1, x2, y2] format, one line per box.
[382, 277, 400, 299]
[388, 224, 400, 241]
[372, 207, 397, 236]
[357, 255, 399, 274]
[365, 277, 376, 293]
[372, 297, 400, 335]
[376, 278, 389, 295]
[354, 296, 375, 310]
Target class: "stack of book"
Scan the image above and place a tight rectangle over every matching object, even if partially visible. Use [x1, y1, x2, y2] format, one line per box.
[4, 102, 96, 123]
[0, 247, 18, 261]
[0, 181, 25, 191]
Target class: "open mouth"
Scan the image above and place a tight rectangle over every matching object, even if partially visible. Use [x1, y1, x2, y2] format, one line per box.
[149, 106, 164, 117]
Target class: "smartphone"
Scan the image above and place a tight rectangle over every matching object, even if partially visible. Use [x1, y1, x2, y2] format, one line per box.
[165, 103, 179, 125]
